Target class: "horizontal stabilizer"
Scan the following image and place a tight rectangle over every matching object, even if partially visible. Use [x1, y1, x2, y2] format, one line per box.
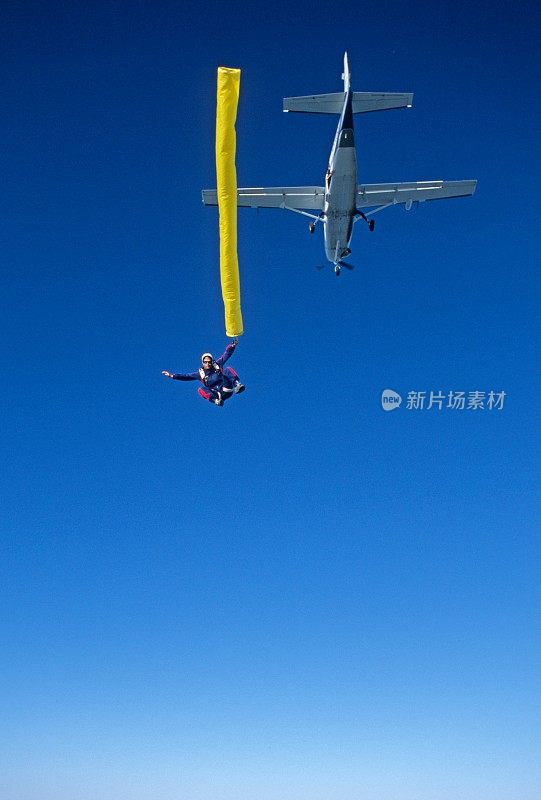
[284, 93, 347, 114]
[283, 91, 413, 114]
[357, 180, 477, 208]
[352, 92, 413, 113]
[203, 186, 325, 211]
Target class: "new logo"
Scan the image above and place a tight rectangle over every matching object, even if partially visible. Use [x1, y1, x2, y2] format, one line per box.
[381, 389, 402, 411]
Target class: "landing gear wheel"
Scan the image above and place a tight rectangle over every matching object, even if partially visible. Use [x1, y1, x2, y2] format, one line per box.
[309, 223, 315, 234]
[368, 220, 375, 232]
[334, 265, 341, 276]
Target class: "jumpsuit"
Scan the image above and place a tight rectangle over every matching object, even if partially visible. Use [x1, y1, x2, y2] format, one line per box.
[171, 343, 241, 403]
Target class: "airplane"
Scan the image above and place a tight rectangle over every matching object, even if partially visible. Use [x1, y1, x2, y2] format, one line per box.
[202, 53, 477, 275]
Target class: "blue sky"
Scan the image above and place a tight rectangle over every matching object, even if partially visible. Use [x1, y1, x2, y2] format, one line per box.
[2, 1, 540, 799]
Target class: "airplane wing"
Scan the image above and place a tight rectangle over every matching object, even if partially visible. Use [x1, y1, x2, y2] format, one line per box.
[357, 180, 477, 208]
[202, 186, 325, 211]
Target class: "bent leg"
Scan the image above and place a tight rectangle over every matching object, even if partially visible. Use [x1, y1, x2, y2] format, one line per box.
[198, 387, 219, 403]
[223, 366, 245, 395]
[220, 368, 237, 399]
[223, 366, 240, 385]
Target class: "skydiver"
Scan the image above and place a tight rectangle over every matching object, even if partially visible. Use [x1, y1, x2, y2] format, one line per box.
[162, 339, 245, 406]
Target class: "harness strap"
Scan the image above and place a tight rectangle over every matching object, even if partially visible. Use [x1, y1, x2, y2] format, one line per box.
[199, 363, 222, 385]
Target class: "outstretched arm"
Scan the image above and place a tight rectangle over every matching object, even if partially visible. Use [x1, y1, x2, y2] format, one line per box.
[215, 338, 238, 368]
[162, 370, 199, 381]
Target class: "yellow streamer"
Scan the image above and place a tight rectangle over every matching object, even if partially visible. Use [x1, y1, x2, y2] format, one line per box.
[216, 67, 243, 338]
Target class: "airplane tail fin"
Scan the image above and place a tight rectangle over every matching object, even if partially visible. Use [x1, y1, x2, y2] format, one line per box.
[342, 52, 351, 93]
[283, 91, 413, 114]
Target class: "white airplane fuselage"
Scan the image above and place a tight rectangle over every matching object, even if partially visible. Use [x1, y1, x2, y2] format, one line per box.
[323, 86, 357, 265]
